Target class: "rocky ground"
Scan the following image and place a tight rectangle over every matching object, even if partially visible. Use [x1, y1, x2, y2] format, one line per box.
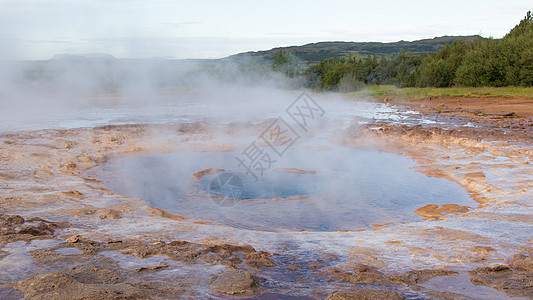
[395, 97, 533, 142]
[0, 100, 532, 299]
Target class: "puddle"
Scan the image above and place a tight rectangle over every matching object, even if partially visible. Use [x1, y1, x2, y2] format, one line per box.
[90, 143, 477, 232]
[0, 287, 24, 300]
[54, 247, 84, 255]
[99, 251, 171, 270]
[421, 273, 526, 300]
[0, 239, 61, 284]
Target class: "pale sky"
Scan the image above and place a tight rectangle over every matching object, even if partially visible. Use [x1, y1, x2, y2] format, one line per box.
[0, 0, 530, 60]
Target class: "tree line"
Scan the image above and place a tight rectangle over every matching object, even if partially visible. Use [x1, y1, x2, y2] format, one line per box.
[273, 11, 533, 90]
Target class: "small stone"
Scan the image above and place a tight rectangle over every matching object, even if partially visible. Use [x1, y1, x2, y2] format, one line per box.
[66, 235, 81, 243]
[210, 270, 257, 295]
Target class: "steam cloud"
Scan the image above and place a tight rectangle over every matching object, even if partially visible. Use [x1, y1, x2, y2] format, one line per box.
[0, 55, 311, 131]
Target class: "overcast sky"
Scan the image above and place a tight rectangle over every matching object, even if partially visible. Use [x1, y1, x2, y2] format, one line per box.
[0, 0, 530, 60]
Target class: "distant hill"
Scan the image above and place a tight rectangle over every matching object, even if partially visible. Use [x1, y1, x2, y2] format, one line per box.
[230, 36, 484, 64]
[51, 53, 117, 60]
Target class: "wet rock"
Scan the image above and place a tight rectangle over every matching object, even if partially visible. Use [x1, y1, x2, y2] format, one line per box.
[414, 204, 470, 220]
[97, 208, 123, 220]
[17, 222, 54, 236]
[32, 169, 54, 179]
[332, 265, 457, 287]
[61, 162, 77, 171]
[192, 168, 225, 180]
[326, 289, 404, 300]
[0, 215, 25, 227]
[426, 291, 472, 300]
[58, 190, 85, 199]
[68, 265, 122, 284]
[210, 270, 258, 295]
[415, 227, 489, 243]
[508, 252, 533, 272]
[10, 272, 151, 300]
[64, 206, 128, 220]
[66, 235, 81, 243]
[127, 244, 166, 259]
[148, 207, 189, 220]
[469, 246, 494, 254]
[135, 265, 168, 272]
[469, 252, 533, 298]
[331, 265, 393, 286]
[469, 264, 510, 275]
[389, 269, 458, 285]
[244, 251, 276, 268]
[204, 243, 274, 268]
[89, 239, 276, 269]
[470, 271, 533, 298]
[463, 172, 486, 180]
[67, 237, 101, 253]
[30, 247, 87, 266]
[287, 264, 299, 271]
[1, 214, 66, 242]
[12, 272, 77, 296]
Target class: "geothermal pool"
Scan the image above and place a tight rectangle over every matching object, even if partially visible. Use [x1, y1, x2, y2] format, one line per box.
[2, 91, 532, 298]
[90, 143, 477, 232]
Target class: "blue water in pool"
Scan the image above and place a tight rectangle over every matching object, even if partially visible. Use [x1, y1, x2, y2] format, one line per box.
[90, 144, 477, 232]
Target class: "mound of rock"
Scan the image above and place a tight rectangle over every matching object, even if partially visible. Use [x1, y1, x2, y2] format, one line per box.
[210, 270, 260, 295]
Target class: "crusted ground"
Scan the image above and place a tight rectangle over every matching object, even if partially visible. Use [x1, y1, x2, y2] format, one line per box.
[0, 108, 532, 298]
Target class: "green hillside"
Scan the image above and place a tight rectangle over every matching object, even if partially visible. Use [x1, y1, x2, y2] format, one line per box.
[230, 36, 483, 64]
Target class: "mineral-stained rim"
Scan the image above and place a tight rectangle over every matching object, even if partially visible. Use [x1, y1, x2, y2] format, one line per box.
[1, 121, 532, 298]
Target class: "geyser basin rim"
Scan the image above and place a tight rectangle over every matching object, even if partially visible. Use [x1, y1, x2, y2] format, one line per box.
[89, 144, 478, 232]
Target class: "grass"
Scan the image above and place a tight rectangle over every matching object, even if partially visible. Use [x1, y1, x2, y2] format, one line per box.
[349, 85, 533, 101]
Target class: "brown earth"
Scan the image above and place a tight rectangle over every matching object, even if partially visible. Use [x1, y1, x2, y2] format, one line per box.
[397, 97, 533, 117]
[395, 97, 533, 141]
